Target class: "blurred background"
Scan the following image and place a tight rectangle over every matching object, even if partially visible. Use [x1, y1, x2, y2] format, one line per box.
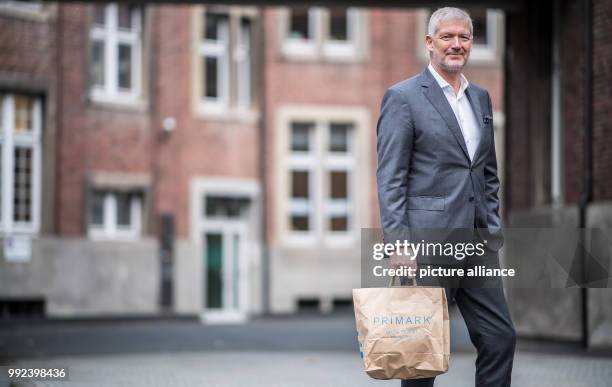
[0, 0, 611, 385]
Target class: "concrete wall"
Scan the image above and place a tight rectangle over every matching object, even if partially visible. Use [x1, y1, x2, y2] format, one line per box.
[0, 237, 159, 317]
[174, 238, 200, 315]
[586, 202, 612, 348]
[506, 206, 582, 341]
[270, 246, 361, 313]
[506, 203, 612, 347]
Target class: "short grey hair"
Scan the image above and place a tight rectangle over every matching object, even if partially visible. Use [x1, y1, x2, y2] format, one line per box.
[427, 7, 473, 37]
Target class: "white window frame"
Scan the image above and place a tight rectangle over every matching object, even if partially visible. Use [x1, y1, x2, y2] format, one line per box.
[89, 3, 143, 106]
[283, 7, 320, 58]
[321, 8, 360, 59]
[193, 8, 257, 120]
[283, 118, 358, 246]
[287, 123, 317, 238]
[322, 125, 354, 243]
[0, 94, 42, 236]
[281, 7, 365, 62]
[235, 20, 252, 110]
[469, 9, 501, 62]
[87, 190, 143, 241]
[199, 14, 230, 113]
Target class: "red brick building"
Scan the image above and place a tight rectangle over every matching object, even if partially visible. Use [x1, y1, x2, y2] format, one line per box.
[0, 3, 505, 323]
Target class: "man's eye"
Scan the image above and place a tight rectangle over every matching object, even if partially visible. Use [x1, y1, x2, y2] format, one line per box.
[441, 36, 451, 41]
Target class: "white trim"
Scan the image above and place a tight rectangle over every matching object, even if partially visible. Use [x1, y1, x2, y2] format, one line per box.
[190, 176, 261, 322]
[89, 3, 143, 106]
[0, 94, 42, 236]
[280, 7, 366, 62]
[470, 10, 501, 62]
[322, 8, 359, 59]
[236, 20, 251, 110]
[199, 16, 230, 111]
[87, 191, 143, 241]
[275, 105, 371, 249]
[282, 7, 320, 58]
[192, 7, 257, 121]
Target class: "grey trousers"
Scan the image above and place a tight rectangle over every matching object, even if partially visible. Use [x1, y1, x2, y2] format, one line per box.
[401, 254, 516, 387]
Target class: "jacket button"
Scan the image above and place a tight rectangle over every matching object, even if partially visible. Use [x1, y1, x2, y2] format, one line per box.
[469, 196, 474, 202]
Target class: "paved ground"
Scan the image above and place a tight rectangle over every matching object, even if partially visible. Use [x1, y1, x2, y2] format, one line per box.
[0, 313, 475, 361]
[1, 315, 611, 386]
[5, 350, 612, 387]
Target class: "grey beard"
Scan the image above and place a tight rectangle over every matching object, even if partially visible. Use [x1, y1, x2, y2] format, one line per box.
[439, 60, 464, 73]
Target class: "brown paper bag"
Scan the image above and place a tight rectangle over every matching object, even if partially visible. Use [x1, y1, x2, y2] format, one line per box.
[352, 279, 450, 380]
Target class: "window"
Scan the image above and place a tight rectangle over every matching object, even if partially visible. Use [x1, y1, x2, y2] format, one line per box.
[289, 6, 311, 40]
[205, 196, 250, 218]
[466, 8, 500, 61]
[326, 123, 353, 232]
[89, 3, 143, 105]
[282, 7, 365, 61]
[286, 120, 355, 237]
[195, 8, 255, 116]
[88, 190, 143, 241]
[0, 93, 42, 235]
[288, 122, 315, 232]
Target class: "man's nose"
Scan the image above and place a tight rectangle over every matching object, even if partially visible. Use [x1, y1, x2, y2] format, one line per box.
[450, 36, 462, 48]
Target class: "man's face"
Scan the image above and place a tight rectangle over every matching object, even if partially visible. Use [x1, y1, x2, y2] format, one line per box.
[426, 18, 472, 73]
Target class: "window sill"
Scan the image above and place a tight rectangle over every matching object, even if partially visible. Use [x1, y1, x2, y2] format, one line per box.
[88, 92, 148, 113]
[282, 231, 358, 249]
[280, 45, 365, 65]
[194, 105, 259, 125]
[0, 229, 39, 237]
[87, 231, 142, 242]
[0, 4, 50, 22]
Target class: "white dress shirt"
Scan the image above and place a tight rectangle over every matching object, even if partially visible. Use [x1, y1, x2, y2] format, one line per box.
[428, 63, 481, 161]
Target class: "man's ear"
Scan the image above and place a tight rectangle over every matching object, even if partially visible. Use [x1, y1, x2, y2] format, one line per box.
[425, 35, 434, 53]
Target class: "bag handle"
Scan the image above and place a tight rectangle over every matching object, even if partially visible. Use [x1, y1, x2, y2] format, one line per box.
[388, 275, 417, 287]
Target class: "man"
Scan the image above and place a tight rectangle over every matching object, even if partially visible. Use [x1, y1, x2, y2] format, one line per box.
[376, 7, 516, 387]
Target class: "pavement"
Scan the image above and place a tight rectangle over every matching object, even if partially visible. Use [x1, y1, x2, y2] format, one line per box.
[1, 314, 611, 387]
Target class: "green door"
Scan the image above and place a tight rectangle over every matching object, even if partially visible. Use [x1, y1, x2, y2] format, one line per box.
[205, 233, 223, 309]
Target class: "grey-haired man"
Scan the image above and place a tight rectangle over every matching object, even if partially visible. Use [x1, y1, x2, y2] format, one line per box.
[376, 7, 516, 387]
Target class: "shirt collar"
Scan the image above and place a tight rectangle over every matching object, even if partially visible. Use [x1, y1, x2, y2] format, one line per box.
[428, 63, 469, 97]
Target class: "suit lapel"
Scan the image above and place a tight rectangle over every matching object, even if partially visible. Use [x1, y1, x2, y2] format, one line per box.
[465, 86, 488, 164]
[421, 70, 470, 162]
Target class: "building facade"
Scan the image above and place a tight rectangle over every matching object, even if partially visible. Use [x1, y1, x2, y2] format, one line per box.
[504, 0, 612, 348]
[0, 2, 504, 322]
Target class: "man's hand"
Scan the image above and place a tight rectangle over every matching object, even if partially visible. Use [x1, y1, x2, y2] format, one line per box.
[389, 247, 418, 277]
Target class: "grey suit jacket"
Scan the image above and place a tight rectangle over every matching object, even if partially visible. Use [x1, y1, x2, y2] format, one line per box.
[376, 67, 503, 263]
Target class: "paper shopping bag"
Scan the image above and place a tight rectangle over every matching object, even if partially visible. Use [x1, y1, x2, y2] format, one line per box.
[352, 281, 450, 380]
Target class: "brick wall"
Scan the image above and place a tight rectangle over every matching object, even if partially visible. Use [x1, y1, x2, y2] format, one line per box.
[0, 9, 55, 81]
[56, 4, 154, 236]
[56, 4, 261, 238]
[263, 7, 504, 239]
[560, 0, 586, 205]
[592, 0, 612, 201]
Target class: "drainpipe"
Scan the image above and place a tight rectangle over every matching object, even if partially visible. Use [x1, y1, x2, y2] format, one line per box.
[578, 0, 593, 350]
[55, 4, 64, 235]
[257, 7, 270, 315]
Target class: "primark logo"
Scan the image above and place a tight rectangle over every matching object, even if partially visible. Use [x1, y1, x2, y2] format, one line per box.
[371, 315, 433, 325]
